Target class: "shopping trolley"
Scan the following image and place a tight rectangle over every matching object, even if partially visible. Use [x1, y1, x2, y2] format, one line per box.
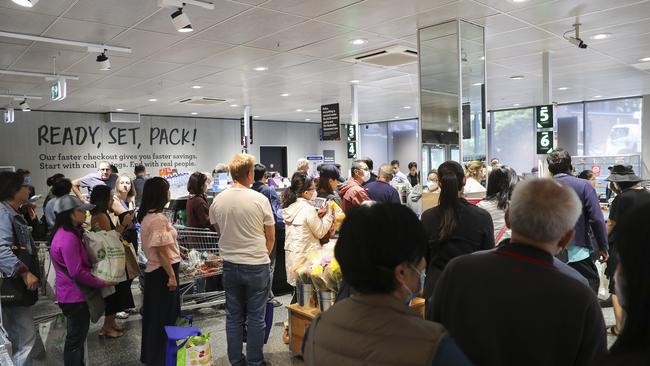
[175, 227, 225, 311]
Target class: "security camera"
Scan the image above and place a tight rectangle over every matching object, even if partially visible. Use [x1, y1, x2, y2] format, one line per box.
[564, 22, 588, 49]
[568, 36, 587, 49]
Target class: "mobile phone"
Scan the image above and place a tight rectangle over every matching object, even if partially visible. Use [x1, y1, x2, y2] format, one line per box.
[28, 195, 41, 203]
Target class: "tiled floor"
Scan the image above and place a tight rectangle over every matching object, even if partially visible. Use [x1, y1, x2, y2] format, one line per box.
[30, 284, 617, 366]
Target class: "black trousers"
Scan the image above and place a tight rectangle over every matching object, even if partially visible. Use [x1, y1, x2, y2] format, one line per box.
[569, 257, 600, 293]
[59, 302, 90, 366]
[140, 263, 180, 366]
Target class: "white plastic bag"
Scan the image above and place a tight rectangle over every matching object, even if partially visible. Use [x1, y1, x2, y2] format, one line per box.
[83, 230, 126, 283]
[595, 260, 610, 300]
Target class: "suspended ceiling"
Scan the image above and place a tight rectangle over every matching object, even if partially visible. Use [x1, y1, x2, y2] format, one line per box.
[1, 0, 650, 123]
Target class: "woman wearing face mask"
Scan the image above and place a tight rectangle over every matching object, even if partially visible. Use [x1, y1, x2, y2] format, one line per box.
[316, 164, 342, 206]
[600, 202, 650, 365]
[303, 203, 472, 366]
[424, 170, 439, 193]
[477, 165, 518, 244]
[282, 173, 335, 293]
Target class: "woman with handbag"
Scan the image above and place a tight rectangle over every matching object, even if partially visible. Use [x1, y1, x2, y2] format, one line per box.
[89, 185, 135, 338]
[137, 177, 182, 366]
[0, 171, 41, 366]
[50, 195, 113, 366]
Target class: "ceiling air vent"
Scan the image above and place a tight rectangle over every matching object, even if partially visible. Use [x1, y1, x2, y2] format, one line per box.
[177, 97, 227, 105]
[343, 45, 418, 67]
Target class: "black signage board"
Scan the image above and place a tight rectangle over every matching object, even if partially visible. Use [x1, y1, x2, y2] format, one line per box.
[347, 124, 356, 141]
[536, 130, 553, 154]
[240, 117, 247, 148]
[323, 149, 335, 163]
[535, 105, 553, 129]
[347, 142, 357, 159]
[321, 103, 341, 141]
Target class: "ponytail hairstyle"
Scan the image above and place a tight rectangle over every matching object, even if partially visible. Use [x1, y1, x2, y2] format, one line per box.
[281, 172, 313, 208]
[437, 161, 465, 240]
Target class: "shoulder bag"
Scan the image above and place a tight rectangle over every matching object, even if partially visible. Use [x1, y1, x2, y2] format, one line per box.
[0, 220, 40, 306]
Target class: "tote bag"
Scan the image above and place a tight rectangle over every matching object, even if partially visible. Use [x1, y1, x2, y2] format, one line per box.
[83, 231, 126, 283]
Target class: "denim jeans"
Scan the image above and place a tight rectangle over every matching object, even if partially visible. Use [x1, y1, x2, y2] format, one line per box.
[2, 305, 36, 366]
[223, 261, 270, 366]
[58, 302, 90, 366]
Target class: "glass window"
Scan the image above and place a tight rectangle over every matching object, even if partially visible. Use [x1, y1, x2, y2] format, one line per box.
[490, 108, 535, 175]
[556, 103, 584, 156]
[359, 122, 388, 169]
[585, 98, 642, 155]
[388, 119, 419, 170]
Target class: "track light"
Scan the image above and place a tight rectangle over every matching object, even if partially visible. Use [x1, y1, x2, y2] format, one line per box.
[171, 8, 193, 33]
[96, 50, 111, 71]
[19, 99, 31, 112]
[11, 0, 39, 7]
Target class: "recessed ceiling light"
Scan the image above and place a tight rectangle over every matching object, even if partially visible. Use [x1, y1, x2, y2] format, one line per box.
[280, 93, 290, 97]
[349, 80, 360, 84]
[191, 112, 198, 115]
[472, 82, 482, 86]
[403, 106, 411, 109]
[253, 66, 268, 71]
[11, 0, 38, 7]
[638, 57, 650, 62]
[115, 108, 124, 112]
[447, 127, 453, 132]
[253, 115, 260, 118]
[191, 85, 202, 89]
[296, 109, 303, 112]
[510, 75, 525, 80]
[512, 103, 521, 107]
[557, 87, 569, 91]
[148, 98, 158, 102]
[512, 0, 529, 3]
[350, 39, 367, 45]
[590, 33, 612, 40]
[305, 118, 311, 121]
[230, 104, 238, 107]
[394, 116, 400, 119]
[593, 95, 603, 98]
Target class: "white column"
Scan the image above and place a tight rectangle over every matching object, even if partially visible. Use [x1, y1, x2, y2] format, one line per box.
[350, 84, 359, 158]
[542, 51, 552, 105]
[642, 95, 650, 178]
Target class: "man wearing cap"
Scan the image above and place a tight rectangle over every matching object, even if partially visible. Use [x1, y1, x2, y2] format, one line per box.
[547, 148, 609, 293]
[604, 164, 650, 336]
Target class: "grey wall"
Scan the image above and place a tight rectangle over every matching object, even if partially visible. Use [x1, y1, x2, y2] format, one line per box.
[643, 94, 650, 178]
[0, 111, 348, 194]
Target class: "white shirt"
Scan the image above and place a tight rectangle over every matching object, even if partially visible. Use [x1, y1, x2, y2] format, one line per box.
[209, 187, 275, 265]
[391, 171, 409, 185]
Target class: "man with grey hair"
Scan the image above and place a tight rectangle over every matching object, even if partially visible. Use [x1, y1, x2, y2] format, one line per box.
[365, 164, 400, 204]
[296, 158, 309, 174]
[339, 160, 370, 213]
[71, 160, 118, 203]
[430, 178, 607, 366]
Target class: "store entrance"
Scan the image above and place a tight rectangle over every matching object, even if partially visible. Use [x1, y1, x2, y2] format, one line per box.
[260, 146, 288, 178]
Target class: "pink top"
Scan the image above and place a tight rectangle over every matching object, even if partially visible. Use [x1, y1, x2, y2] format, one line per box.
[140, 212, 181, 273]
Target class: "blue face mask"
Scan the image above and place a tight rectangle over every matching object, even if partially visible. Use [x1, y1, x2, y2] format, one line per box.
[403, 265, 425, 305]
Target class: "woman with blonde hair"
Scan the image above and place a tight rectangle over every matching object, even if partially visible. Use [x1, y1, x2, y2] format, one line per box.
[111, 174, 136, 216]
[464, 160, 487, 198]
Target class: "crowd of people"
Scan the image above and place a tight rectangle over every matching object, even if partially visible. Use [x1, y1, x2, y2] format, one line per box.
[0, 147, 649, 365]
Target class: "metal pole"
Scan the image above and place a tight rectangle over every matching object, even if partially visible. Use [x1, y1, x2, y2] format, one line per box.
[350, 84, 359, 159]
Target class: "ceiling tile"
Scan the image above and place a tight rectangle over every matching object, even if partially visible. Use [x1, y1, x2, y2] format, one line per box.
[0, 0, 76, 17]
[473, 14, 529, 35]
[111, 29, 184, 60]
[151, 40, 233, 64]
[196, 8, 305, 45]
[0, 7, 57, 34]
[43, 18, 126, 43]
[196, 46, 278, 68]
[162, 65, 223, 82]
[115, 61, 183, 79]
[539, 2, 650, 37]
[261, 0, 362, 18]
[245, 20, 350, 51]
[0, 43, 29, 67]
[238, 53, 314, 71]
[486, 27, 553, 49]
[63, 0, 160, 28]
[11, 46, 87, 73]
[472, 0, 554, 13]
[93, 76, 147, 90]
[290, 30, 395, 58]
[508, 0, 642, 26]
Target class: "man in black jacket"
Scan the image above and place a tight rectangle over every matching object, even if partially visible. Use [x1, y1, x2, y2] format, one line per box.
[431, 178, 606, 366]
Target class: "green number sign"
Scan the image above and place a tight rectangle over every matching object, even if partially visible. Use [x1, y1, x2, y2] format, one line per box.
[535, 105, 553, 129]
[347, 124, 357, 141]
[536, 131, 553, 154]
[347, 142, 357, 159]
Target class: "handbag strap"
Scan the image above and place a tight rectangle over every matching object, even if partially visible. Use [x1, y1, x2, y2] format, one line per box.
[495, 225, 508, 243]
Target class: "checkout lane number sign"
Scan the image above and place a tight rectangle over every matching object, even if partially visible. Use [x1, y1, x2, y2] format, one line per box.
[535, 104, 554, 154]
[535, 105, 553, 129]
[536, 131, 553, 154]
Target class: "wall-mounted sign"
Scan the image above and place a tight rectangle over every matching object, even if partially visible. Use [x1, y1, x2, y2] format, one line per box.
[536, 131, 553, 154]
[306, 155, 324, 177]
[321, 103, 340, 141]
[535, 105, 553, 129]
[240, 117, 247, 149]
[347, 141, 357, 159]
[346, 124, 356, 141]
[323, 149, 335, 163]
[50, 78, 67, 102]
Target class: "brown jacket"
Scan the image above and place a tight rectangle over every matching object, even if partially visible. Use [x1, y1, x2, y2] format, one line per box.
[304, 294, 447, 366]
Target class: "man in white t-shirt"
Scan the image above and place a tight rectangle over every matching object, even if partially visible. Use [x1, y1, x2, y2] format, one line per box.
[209, 153, 275, 366]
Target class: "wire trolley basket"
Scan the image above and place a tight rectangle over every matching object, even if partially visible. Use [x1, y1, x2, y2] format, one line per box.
[175, 227, 225, 310]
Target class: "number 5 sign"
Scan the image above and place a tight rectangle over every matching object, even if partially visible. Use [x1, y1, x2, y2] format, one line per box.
[535, 105, 553, 129]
